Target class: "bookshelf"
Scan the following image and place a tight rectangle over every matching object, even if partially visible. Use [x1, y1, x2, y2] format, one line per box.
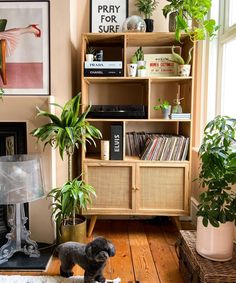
[81, 32, 195, 235]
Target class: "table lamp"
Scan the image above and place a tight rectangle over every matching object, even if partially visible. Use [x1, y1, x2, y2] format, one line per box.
[0, 154, 44, 264]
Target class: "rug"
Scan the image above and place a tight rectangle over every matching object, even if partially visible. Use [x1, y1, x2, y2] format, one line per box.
[0, 276, 84, 283]
[0, 276, 121, 283]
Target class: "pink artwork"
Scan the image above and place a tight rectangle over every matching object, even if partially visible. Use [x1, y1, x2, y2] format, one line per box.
[0, 1, 49, 95]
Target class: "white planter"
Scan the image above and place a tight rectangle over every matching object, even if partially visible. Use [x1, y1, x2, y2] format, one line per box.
[178, 64, 191, 77]
[85, 54, 94, 62]
[137, 69, 146, 77]
[162, 105, 171, 119]
[196, 216, 234, 261]
[127, 63, 137, 77]
[137, 60, 146, 68]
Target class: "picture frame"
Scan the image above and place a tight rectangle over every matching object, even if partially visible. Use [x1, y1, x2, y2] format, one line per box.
[90, 0, 128, 33]
[0, 1, 50, 95]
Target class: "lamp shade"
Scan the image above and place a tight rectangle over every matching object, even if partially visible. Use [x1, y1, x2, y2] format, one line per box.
[0, 155, 44, 204]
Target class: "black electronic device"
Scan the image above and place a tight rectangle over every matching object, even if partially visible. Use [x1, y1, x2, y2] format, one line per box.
[87, 105, 146, 119]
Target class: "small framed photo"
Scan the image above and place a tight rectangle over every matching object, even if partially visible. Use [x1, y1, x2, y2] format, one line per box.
[90, 0, 128, 33]
[0, 1, 50, 95]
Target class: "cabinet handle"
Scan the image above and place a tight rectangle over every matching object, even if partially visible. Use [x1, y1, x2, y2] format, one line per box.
[136, 187, 140, 191]
[132, 187, 136, 191]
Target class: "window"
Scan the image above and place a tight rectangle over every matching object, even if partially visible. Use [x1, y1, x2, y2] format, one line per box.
[203, 0, 236, 122]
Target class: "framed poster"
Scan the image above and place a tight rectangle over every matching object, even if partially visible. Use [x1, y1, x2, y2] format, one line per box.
[90, 0, 128, 33]
[0, 1, 50, 95]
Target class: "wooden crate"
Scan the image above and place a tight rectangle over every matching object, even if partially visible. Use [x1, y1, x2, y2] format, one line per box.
[177, 230, 236, 283]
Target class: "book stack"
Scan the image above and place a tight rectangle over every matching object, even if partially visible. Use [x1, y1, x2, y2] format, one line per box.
[170, 113, 191, 120]
[84, 61, 123, 77]
[126, 132, 190, 161]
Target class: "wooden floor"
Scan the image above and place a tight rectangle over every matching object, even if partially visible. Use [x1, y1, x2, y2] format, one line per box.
[1, 217, 193, 283]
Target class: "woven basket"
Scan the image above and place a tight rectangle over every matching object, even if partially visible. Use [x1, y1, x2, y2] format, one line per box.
[176, 230, 236, 283]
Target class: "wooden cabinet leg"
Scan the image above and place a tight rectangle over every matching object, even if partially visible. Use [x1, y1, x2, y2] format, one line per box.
[172, 216, 182, 231]
[87, 216, 97, 237]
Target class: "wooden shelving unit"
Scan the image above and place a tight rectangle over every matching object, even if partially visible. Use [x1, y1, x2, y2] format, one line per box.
[81, 32, 195, 235]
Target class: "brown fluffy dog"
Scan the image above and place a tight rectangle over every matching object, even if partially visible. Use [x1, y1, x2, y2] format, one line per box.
[56, 236, 115, 283]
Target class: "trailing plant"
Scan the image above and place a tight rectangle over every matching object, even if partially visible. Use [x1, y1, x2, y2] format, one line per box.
[197, 115, 236, 228]
[169, 45, 193, 65]
[162, 0, 219, 42]
[31, 93, 102, 231]
[135, 0, 159, 19]
[153, 98, 170, 110]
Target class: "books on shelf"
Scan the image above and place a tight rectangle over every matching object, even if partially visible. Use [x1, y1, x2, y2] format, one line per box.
[170, 113, 191, 119]
[110, 125, 123, 160]
[84, 61, 123, 77]
[126, 132, 190, 161]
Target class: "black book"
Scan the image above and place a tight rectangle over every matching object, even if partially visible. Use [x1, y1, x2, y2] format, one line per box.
[110, 125, 123, 160]
[84, 69, 123, 77]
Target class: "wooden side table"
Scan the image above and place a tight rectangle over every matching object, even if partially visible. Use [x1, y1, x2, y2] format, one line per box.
[177, 230, 236, 283]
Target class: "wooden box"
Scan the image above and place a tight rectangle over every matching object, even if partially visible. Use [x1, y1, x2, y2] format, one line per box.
[177, 230, 236, 283]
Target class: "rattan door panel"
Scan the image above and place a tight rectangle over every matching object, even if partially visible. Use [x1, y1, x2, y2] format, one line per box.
[136, 163, 189, 214]
[84, 163, 135, 213]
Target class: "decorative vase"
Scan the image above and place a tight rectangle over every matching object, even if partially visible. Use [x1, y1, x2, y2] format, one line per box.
[178, 64, 191, 77]
[196, 216, 234, 261]
[169, 12, 177, 32]
[127, 63, 137, 77]
[162, 106, 171, 119]
[60, 216, 87, 243]
[144, 19, 154, 32]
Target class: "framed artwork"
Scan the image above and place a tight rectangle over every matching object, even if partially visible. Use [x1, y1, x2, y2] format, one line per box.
[0, 1, 50, 95]
[90, 0, 128, 33]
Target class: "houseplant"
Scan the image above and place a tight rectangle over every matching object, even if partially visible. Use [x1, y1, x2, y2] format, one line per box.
[153, 98, 171, 119]
[162, 0, 219, 42]
[135, 0, 159, 32]
[127, 47, 145, 77]
[196, 115, 236, 261]
[168, 45, 193, 76]
[31, 93, 102, 242]
[85, 46, 96, 62]
[137, 65, 147, 77]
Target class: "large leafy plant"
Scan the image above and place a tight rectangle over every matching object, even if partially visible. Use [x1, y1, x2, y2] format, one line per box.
[197, 116, 236, 227]
[162, 0, 219, 42]
[31, 93, 102, 232]
[135, 0, 159, 19]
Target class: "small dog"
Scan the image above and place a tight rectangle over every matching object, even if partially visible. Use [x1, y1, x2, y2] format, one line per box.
[56, 236, 116, 283]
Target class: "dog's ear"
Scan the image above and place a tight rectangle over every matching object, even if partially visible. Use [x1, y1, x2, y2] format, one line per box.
[95, 250, 109, 262]
[107, 241, 116, 257]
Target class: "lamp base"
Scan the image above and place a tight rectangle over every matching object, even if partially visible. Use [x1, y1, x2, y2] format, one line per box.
[0, 204, 40, 264]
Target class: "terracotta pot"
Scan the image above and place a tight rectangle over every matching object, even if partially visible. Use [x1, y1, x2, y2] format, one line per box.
[60, 216, 87, 243]
[196, 216, 234, 261]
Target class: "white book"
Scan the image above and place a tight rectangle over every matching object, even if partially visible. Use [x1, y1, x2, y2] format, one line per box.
[84, 61, 122, 69]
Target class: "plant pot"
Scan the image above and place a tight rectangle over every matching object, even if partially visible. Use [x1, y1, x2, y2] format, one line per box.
[178, 64, 191, 77]
[137, 69, 146, 77]
[0, 19, 7, 32]
[196, 216, 234, 261]
[162, 106, 171, 119]
[85, 54, 94, 62]
[127, 63, 137, 77]
[144, 19, 154, 32]
[60, 216, 87, 243]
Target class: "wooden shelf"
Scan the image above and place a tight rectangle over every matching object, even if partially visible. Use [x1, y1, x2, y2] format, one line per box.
[87, 118, 191, 122]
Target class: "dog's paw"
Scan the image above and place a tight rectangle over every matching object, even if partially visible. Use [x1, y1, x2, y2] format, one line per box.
[95, 275, 106, 283]
[60, 267, 74, 278]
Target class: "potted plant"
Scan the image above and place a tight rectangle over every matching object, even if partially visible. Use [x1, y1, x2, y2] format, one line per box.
[31, 93, 102, 243]
[135, 0, 159, 32]
[196, 115, 236, 261]
[168, 45, 193, 76]
[153, 98, 171, 119]
[137, 65, 147, 77]
[162, 0, 219, 42]
[135, 46, 145, 68]
[85, 46, 96, 62]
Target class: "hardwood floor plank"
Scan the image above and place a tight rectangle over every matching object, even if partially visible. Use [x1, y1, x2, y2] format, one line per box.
[93, 220, 135, 283]
[144, 219, 184, 283]
[128, 221, 161, 283]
